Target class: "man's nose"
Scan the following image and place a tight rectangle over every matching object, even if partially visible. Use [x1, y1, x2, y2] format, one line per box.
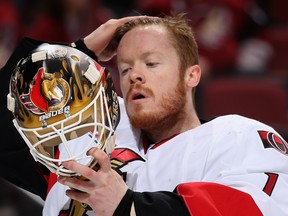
[130, 68, 145, 84]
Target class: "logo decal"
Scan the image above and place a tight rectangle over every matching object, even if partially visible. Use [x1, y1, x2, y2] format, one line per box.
[258, 130, 288, 156]
[19, 67, 71, 127]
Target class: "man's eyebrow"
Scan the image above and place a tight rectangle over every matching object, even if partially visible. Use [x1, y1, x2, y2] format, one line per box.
[117, 57, 131, 64]
[118, 51, 161, 63]
[140, 51, 159, 58]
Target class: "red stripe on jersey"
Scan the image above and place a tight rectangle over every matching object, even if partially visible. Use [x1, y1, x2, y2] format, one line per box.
[142, 133, 179, 154]
[46, 148, 60, 195]
[111, 148, 144, 162]
[176, 182, 263, 216]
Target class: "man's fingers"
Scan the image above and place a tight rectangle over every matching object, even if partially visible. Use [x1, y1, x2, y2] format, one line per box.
[58, 148, 110, 183]
[61, 160, 98, 181]
[87, 147, 111, 172]
[58, 175, 94, 193]
[65, 188, 90, 204]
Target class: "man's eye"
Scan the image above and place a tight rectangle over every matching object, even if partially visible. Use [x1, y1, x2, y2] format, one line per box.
[121, 68, 129, 75]
[146, 62, 158, 67]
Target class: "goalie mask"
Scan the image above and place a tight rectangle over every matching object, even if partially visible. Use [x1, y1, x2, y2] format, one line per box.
[7, 43, 120, 176]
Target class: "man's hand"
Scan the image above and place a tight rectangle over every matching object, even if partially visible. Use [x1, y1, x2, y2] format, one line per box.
[58, 147, 128, 216]
[84, 16, 147, 61]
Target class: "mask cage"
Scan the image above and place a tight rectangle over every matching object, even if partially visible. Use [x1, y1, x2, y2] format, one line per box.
[13, 85, 114, 176]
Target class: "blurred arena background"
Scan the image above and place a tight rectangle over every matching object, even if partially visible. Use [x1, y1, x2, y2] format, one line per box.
[0, 0, 287, 215]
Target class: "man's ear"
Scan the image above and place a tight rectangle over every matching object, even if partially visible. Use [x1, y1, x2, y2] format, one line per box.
[185, 65, 201, 89]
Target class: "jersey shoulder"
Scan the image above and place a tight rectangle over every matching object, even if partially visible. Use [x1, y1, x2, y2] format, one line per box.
[209, 114, 276, 133]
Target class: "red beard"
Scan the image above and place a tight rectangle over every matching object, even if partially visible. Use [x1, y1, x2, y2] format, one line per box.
[127, 80, 186, 131]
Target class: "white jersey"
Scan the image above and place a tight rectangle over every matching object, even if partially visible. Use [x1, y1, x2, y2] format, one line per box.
[44, 97, 288, 215]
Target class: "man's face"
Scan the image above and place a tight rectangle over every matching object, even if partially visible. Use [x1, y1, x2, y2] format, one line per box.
[117, 25, 186, 130]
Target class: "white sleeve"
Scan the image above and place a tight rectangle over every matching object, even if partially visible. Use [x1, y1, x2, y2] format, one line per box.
[209, 116, 288, 215]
